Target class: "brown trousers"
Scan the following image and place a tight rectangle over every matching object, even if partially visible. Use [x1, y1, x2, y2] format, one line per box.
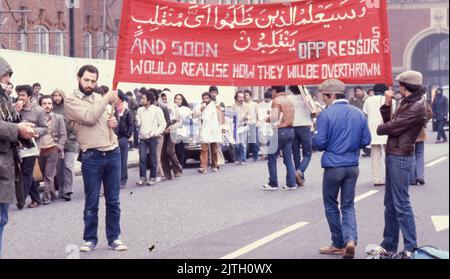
[200, 143, 219, 169]
[38, 148, 59, 203]
[161, 134, 183, 179]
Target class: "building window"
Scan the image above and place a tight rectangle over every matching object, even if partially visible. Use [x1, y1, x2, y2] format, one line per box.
[104, 33, 110, 60]
[33, 25, 49, 54]
[110, 35, 117, 60]
[412, 34, 449, 88]
[18, 28, 27, 51]
[96, 32, 103, 59]
[83, 32, 92, 58]
[96, 32, 110, 59]
[55, 30, 64, 56]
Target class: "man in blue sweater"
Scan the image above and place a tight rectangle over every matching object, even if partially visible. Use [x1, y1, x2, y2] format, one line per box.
[313, 79, 371, 259]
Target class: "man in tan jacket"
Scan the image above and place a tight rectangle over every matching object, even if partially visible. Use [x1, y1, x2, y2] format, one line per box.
[65, 65, 127, 253]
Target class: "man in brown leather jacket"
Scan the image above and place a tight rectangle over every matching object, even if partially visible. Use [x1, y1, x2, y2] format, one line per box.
[374, 71, 429, 259]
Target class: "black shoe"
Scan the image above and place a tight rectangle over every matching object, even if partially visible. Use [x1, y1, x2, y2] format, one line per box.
[16, 203, 24, 210]
[63, 194, 71, 201]
[416, 179, 425, 185]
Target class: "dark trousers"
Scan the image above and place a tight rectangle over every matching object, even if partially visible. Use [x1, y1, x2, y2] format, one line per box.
[323, 167, 359, 248]
[133, 127, 139, 148]
[247, 124, 259, 160]
[267, 128, 296, 187]
[0, 203, 9, 257]
[81, 148, 121, 245]
[175, 142, 186, 166]
[436, 119, 447, 141]
[139, 138, 158, 179]
[292, 126, 313, 178]
[118, 137, 129, 186]
[161, 134, 182, 179]
[20, 156, 41, 204]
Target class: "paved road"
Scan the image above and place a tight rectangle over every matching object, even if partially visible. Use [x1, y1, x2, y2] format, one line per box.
[2, 130, 448, 259]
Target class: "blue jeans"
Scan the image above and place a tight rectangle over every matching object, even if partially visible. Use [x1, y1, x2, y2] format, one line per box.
[436, 119, 447, 141]
[267, 128, 296, 187]
[139, 138, 158, 179]
[0, 203, 9, 257]
[292, 126, 313, 179]
[235, 131, 247, 163]
[119, 137, 129, 185]
[247, 124, 259, 160]
[81, 148, 122, 245]
[382, 154, 417, 252]
[322, 167, 359, 248]
[410, 142, 425, 183]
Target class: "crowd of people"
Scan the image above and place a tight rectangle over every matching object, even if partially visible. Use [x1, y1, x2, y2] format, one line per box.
[1, 54, 449, 258]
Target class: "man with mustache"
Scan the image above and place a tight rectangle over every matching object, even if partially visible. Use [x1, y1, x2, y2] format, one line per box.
[64, 65, 127, 253]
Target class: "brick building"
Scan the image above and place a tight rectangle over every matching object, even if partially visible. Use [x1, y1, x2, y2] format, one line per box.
[387, 0, 449, 87]
[0, 0, 122, 59]
[0, 0, 448, 97]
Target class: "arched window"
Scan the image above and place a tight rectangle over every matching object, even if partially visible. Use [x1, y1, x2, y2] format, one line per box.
[34, 25, 49, 54]
[83, 32, 93, 58]
[412, 34, 449, 87]
[55, 30, 65, 56]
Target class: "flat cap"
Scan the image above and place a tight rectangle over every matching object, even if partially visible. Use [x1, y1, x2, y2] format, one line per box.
[395, 70, 423, 86]
[318, 79, 345, 94]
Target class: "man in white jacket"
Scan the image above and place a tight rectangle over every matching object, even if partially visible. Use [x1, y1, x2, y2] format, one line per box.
[195, 92, 222, 173]
[363, 84, 389, 186]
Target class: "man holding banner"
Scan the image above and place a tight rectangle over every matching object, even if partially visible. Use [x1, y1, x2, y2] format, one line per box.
[65, 65, 128, 253]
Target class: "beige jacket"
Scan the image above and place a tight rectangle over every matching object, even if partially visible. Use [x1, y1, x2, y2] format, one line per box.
[231, 102, 252, 128]
[64, 90, 118, 152]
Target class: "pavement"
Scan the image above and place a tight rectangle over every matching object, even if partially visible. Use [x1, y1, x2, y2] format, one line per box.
[2, 129, 448, 259]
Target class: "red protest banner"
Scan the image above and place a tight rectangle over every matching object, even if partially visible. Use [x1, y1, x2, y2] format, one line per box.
[113, 0, 392, 87]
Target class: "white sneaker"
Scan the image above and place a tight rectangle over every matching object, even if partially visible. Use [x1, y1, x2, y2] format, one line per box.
[282, 185, 298, 190]
[136, 178, 147, 186]
[80, 241, 96, 252]
[262, 184, 279, 190]
[109, 240, 128, 251]
[155, 177, 166, 183]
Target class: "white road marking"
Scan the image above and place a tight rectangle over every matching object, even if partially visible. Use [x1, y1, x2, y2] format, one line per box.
[221, 190, 380, 259]
[354, 190, 379, 202]
[426, 156, 448, 168]
[220, 222, 309, 259]
[431, 215, 449, 232]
